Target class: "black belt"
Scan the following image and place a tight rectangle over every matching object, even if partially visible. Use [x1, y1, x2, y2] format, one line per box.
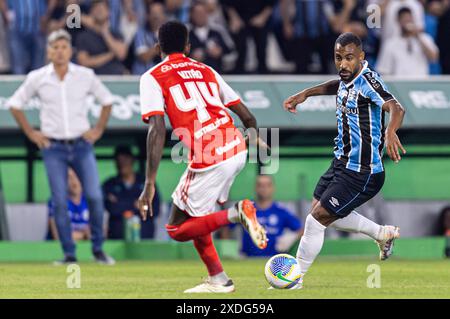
[49, 137, 82, 145]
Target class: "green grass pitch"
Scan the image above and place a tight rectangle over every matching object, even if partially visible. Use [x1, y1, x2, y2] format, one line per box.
[0, 258, 449, 298]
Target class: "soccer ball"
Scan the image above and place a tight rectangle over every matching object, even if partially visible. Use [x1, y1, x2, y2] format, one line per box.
[264, 253, 302, 289]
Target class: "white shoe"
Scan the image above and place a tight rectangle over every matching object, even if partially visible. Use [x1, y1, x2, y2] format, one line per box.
[376, 226, 400, 261]
[236, 199, 268, 249]
[184, 279, 235, 293]
[267, 276, 303, 290]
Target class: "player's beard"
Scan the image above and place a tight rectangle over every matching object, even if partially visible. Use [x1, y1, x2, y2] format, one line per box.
[339, 67, 359, 83]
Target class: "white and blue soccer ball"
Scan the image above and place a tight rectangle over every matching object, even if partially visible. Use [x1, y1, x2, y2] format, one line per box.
[264, 253, 302, 289]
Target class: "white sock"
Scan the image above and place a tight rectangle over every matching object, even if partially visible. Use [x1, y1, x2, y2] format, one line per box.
[296, 214, 327, 275]
[227, 206, 239, 223]
[209, 271, 229, 285]
[330, 210, 382, 240]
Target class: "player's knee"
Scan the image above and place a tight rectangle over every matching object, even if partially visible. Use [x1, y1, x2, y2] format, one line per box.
[166, 224, 189, 242]
[311, 203, 334, 226]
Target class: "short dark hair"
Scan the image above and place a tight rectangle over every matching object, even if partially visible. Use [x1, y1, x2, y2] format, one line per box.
[397, 6, 412, 18]
[114, 145, 134, 160]
[91, 0, 108, 9]
[335, 32, 362, 48]
[158, 21, 188, 54]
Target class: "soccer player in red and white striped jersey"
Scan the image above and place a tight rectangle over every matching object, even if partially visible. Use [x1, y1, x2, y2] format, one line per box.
[137, 21, 267, 293]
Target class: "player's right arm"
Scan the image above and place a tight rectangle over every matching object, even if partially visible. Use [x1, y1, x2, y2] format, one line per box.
[283, 79, 340, 114]
[138, 115, 165, 221]
[137, 72, 166, 221]
[7, 73, 50, 149]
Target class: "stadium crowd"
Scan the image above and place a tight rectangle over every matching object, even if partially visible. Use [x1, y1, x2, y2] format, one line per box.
[0, 0, 449, 76]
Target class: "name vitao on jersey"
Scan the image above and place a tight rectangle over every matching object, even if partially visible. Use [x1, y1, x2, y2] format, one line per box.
[140, 53, 246, 171]
[334, 61, 395, 174]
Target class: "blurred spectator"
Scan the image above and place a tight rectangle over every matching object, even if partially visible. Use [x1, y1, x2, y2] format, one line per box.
[327, 0, 367, 34]
[132, 2, 165, 75]
[279, 0, 337, 74]
[48, 168, 90, 241]
[103, 145, 161, 239]
[200, 0, 236, 71]
[376, 6, 439, 75]
[188, 1, 232, 72]
[0, 1, 447, 75]
[0, 0, 53, 74]
[0, 0, 10, 74]
[331, 1, 380, 67]
[107, 0, 140, 45]
[203, 0, 226, 26]
[223, 0, 275, 74]
[47, 0, 92, 47]
[434, 0, 450, 73]
[437, 206, 450, 257]
[8, 29, 114, 264]
[381, 0, 425, 41]
[240, 175, 303, 257]
[437, 206, 450, 235]
[165, 0, 191, 23]
[76, 0, 128, 74]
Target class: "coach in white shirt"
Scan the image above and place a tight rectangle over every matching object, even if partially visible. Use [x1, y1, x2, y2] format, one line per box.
[376, 6, 439, 76]
[7, 29, 115, 265]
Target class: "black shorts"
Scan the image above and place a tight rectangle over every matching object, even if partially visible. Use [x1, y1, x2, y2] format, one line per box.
[313, 158, 385, 218]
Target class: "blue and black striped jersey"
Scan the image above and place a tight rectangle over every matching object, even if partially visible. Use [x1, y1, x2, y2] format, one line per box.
[7, 0, 47, 34]
[334, 61, 395, 174]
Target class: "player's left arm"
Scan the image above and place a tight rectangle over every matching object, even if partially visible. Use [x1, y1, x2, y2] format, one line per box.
[228, 102, 256, 130]
[383, 100, 406, 163]
[229, 102, 269, 151]
[212, 68, 268, 150]
[363, 72, 406, 163]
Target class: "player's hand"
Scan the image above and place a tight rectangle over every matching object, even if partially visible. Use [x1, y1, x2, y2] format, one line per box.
[283, 91, 307, 113]
[82, 127, 103, 144]
[244, 134, 271, 152]
[27, 130, 50, 149]
[138, 182, 155, 221]
[256, 136, 271, 152]
[385, 130, 406, 163]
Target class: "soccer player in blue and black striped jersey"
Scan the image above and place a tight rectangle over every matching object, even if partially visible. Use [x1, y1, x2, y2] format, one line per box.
[283, 32, 406, 289]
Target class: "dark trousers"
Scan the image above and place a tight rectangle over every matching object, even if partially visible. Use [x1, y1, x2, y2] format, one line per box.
[231, 25, 269, 74]
[290, 36, 335, 74]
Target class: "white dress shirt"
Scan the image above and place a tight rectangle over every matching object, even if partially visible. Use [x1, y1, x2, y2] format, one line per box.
[381, 0, 425, 41]
[7, 63, 114, 139]
[376, 33, 438, 76]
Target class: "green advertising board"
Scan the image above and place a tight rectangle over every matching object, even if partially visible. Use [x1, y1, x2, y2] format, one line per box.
[1, 75, 450, 130]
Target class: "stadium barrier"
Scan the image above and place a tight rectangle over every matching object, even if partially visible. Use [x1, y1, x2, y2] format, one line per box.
[1, 75, 450, 129]
[0, 237, 446, 262]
